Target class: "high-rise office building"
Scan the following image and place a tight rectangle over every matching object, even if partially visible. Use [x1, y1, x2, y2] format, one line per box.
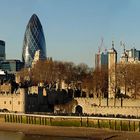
[22, 14, 46, 67]
[120, 47, 140, 63]
[95, 52, 108, 69]
[0, 40, 6, 61]
[126, 48, 140, 62]
[1, 60, 24, 73]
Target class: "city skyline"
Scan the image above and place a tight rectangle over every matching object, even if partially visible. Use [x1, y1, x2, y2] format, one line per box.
[0, 0, 140, 67]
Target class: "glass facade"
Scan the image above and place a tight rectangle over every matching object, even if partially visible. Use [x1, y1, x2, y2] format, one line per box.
[95, 52, 108, 68]
[22, 14, 46, 67]
[1, 60, 24, 73]
[0, 40, 5, 61]
[126, 48, 140, 61]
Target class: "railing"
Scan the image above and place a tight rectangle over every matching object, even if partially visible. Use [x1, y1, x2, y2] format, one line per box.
[1, 112, 140, 132]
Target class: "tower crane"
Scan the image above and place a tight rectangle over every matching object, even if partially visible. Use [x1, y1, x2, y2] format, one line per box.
[97, 37, 104, 68]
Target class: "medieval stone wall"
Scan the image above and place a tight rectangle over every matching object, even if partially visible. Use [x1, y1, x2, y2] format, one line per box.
[0, 88, 26, 112]
[54, 98, 140, 117]
[73, 98, 140, 116]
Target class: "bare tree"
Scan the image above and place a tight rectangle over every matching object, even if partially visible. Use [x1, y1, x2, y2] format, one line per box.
[116, 63, 140, 99]
[127, 63, 140, 99]
[93, 65, 108, 105]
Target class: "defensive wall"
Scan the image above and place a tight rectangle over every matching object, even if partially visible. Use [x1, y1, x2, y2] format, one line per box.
[1, 84, 140, 116]
[0, 88, 26, 112]
[0, 86, 46, 113]
[74, 98, 140, 116]
[74, 97, 140, 107]
[54, 98, 140, 117]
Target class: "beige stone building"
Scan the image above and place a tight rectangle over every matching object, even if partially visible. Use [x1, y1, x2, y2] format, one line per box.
[0, 84, 26, 112]
[108, 41, 117, 98]
[0, 83, 47, 113]
[108, 42, 140, 98]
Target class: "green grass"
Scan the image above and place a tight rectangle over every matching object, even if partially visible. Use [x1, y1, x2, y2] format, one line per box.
[51, 118, 81, 127]
[3, 115, 140, 132]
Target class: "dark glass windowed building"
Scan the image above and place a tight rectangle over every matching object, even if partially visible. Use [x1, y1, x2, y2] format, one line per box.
[0, 40, 6, 61]
[22, 14, 46, 67]
[1, 60, 24, 73]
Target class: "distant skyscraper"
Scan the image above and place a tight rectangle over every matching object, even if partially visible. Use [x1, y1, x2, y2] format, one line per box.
[1, 60, 24, 73]
[120, 47, 140, 63]
[0, 40, 6, 61]
[22, 14, 46, 67]
[125, 48, 140, 62]
[95, 52, 108, 69]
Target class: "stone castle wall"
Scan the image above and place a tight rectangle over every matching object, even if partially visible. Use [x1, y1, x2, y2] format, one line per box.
[0, 88, 26, 112]
[55, 98, 140, 117]
[73, 98, 140, 116]
[75, 98, 140, 107]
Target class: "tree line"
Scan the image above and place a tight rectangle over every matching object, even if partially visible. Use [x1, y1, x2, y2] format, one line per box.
[17, 59, 140, 99]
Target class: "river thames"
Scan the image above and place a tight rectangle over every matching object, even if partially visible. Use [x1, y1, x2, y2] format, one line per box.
[0, 131, 88, 140]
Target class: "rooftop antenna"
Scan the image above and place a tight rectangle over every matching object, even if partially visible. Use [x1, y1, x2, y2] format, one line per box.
[120, 41, 126, 52]
[112, 40, 114, 49]
[123, 43, 126, 52]
[133, 43, 135, 49]
[96, 37, 104, 69]
[111, 34, 115, 49]
[98, 37, 104, 54]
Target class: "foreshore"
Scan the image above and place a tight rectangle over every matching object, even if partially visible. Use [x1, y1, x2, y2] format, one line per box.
[0, 123, 140, 140]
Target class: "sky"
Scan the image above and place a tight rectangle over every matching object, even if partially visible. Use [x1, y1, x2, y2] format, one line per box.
[0, 0, 140, 67]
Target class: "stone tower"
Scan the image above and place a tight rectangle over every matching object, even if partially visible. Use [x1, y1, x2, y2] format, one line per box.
[108, 41, 117, 98]
[120, 43, 128, 63]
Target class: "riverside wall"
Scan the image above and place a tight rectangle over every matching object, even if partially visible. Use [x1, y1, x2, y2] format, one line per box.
[74, 98, 140, 107]
[54, 98, 140, 117]
[73, 98, 140, 116]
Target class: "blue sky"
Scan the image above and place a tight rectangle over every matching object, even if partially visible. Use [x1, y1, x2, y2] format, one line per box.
[0, 0, 140, 67]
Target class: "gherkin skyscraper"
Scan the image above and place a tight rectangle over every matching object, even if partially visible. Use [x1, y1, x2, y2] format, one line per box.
[22, 14, 46, 67]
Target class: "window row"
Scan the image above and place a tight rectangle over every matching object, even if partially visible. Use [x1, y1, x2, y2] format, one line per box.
[4, 101, 21, 105]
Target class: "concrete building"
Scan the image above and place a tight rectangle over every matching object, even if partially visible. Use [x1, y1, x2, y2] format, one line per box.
[126, 48, 140, 61]
[120, 47, 140, 63]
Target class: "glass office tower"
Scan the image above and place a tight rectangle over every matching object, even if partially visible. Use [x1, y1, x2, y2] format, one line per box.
[22, 14, 46, 67]
[0, 40, 6, 61]
[1, 60, 24, 73]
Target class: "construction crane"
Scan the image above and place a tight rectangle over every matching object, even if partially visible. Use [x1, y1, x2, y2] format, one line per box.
[96, 37, 104, 69]
[120, 41, 126, 53]
[98, 37, 104, 54]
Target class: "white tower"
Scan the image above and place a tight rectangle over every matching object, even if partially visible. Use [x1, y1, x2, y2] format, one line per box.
[108, 41, 117, 98]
